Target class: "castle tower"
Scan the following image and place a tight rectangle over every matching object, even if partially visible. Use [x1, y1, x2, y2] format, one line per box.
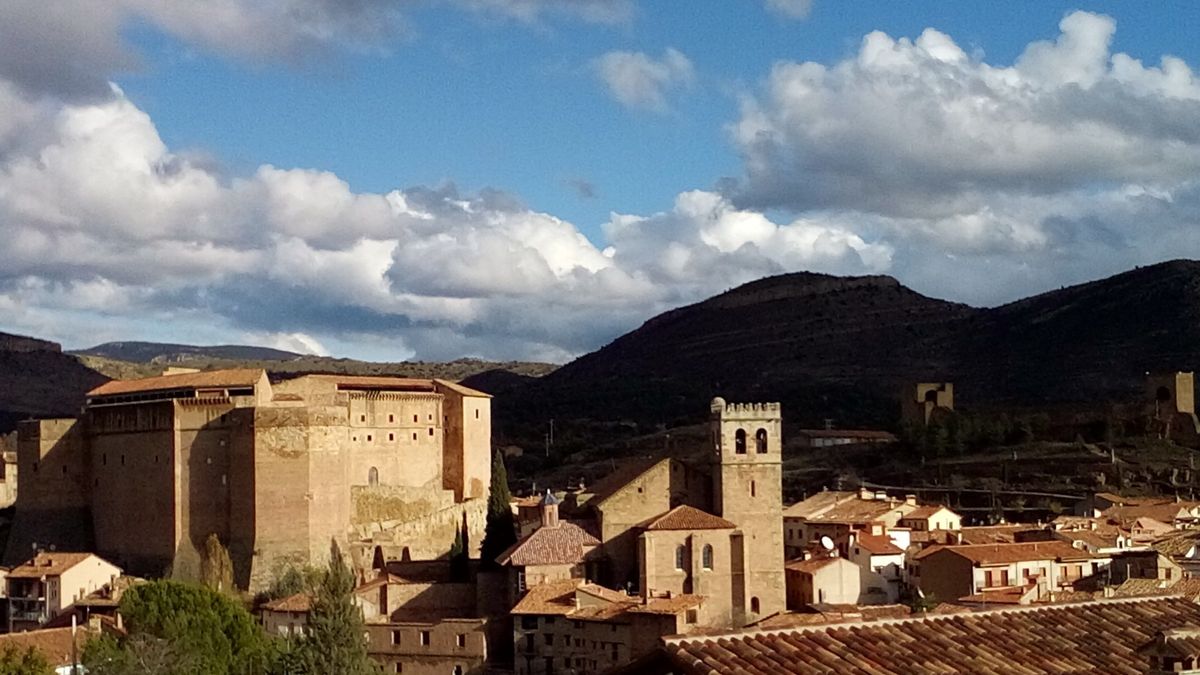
[901, 382, 954, 426]
[709, 397, 785, 625]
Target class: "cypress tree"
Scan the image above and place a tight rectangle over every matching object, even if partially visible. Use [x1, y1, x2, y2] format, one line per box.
[480, 450, 517, 568]
[302, 540, 377, 675]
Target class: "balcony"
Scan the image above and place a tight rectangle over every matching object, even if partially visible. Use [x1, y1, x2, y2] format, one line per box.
[10, 609, 47, 623]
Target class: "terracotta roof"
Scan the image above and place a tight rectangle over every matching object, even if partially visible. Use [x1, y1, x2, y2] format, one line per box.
[1056, 528, 1122, 549]
[913, 541, 1093, 564]
[0, 626, 95, 667]
[628, 594, 705, 615]
[1154, 530, 1200, 557]
[262, 592, 312, 613]
[1139, 625, 1200, 658]
[954, 525, 1030, 545]
[785, 556, 844, 574]
[783, 491, 858, 518]
[656, 597, 1200, 674]
[87, 368, 263, 397]
[788, 496, 910, 526]
[855, 532, 904, 556]
[510, 580, 636, 619]
[901, 505, 952, 520]
[583, 457, 669, 506]
[640, 505, 736, 531]
[1105, 502, 1200, 526]
[496, 520, 601, 566]
[8, 552, 105, 578]
[432, 378, 492, 398]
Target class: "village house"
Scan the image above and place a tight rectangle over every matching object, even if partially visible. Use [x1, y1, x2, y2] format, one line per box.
[845, 528, 907, 603]
[0, 622, 109, 674]
[783, 489, 917, 559]
[510, 579, 703, 675]
[898, 505, 961, 533]
[910, 541, 1109, 603]
[5, 552, 121, 633]
[261, 593, 312, 638]
[794, 429, 897, 448]
[784, 555, 861, 608]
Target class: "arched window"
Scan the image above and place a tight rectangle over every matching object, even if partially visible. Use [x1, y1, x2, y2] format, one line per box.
[702, 545, 713, 570]
[755, 428, 768, 453]
[675, 545, 686, 570]
[750, 597, 761, 614]
[368, 466, 379, 487]
[734, 429, 747, 454]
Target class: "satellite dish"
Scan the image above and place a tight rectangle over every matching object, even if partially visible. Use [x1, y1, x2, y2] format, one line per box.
[819, 536, 835, 551]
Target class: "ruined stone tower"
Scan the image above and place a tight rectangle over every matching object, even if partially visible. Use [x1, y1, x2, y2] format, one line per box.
[709, 397, 785, 625]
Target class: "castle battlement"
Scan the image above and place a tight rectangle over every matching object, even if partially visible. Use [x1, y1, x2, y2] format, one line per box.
[710, 398, 781, 419]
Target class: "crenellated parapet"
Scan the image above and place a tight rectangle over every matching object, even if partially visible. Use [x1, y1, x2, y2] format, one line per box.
[710, 398, 782, 420]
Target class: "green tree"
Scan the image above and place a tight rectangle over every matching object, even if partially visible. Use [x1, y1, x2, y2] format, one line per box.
[201, 533, 235, 595]
[82, 580, 269, 675]
[0, 644, 54, 675]
[299, 540, 377, 675]
[256, 565, 323, 606]
[480, 450, 517, 568]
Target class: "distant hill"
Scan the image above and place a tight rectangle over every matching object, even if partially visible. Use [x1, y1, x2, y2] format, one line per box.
[75, 341, 303, 363]
[0, 332, 109, 432]
[498, 260, 1200, 439]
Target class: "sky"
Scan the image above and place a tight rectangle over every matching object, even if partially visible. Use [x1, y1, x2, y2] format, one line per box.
[1, 2, 1198, 363]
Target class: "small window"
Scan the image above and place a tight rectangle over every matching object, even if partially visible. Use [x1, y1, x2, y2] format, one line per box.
[420, 631, 430, 646]
[735, 429, 747, 454]
[520, 616, 537, 629]
[361, 415, 366, 422]
[121, 455, 125, 466]
[750, 597, 760, 614]
[686, 609, 698, 624]
[412, 433, 417, 441]
[102, 453, 107, 466]
[675, 545, 686, 570]
[755, 428, 768, 453]
[32, 461, 38, 473]
[389, 414, 395, 423]
[392, 630, 402, 645]
[413, 415, 418, 423]
[367, 435, 373, 442]
[475, 409, 480, 419]
[369, 467, 379, 487]
[61, 465, 67, 475]
[428, 428, 434, 436]
[389, 433, 395, 441]
[394, 663, 403, 673]
[456, 633, 466, 648]
[702, 544, 714, 570]
[544, 634, 554, 646]
[750, 480, 756, 497]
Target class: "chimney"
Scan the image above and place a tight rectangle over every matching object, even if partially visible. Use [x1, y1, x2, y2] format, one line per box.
[905, 494, 917, 506]
[859, 487, 872, 500]
[540, 490, 561, 528]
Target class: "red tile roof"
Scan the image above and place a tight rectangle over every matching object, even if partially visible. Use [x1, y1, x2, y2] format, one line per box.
[654, 597, 1200, 674]
[0, 626, 96, 667]
[901, 505, 952, 520]
[855, 532, 904, 556]
[913, 541, 1093, 564]
[640, 505, 736, 531]
[785, 556, 844, 574]
[262, 592, 312, 613]
[8, 552, 109, 578]
[88, 368, 263, 397]
[496, 520, 601, 566]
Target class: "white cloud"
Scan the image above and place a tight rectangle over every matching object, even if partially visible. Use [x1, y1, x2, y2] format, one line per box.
[764, 0, 812, 20]
[594, 48, 695, 112]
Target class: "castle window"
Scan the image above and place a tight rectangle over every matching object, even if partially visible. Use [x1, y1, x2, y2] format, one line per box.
[751, 480, 756, 497]
[675, 545, 685, 570]
[702, 545, 713, 570]
[368, 467, 379, 487]
[429, 428, 434, 436]
[755, 428, 768, 453]
[361, 415, 366, 422]
[367, 435, 373, 442]
[413, 415, 418, 423]
[61, 465, 67, 475]
[392, 630, 401, 645]
[389, 414, 394, 423]
[475, 409, 480, 419]
[420, 631, 430, 646]
[734, 429, 747, 454]
[389, 433, 395, 442]
[750, 597, 760, 614]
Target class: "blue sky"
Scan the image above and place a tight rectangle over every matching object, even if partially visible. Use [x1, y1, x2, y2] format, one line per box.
[1, 1, 1199, 361]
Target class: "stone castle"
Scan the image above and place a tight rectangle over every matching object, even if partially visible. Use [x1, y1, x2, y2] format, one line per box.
[4, 369, 492, 590]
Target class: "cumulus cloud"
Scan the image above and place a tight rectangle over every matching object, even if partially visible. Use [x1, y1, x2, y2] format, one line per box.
[0, 84, 882, 360]
[0, 0, 632, 101]
[594, 48, 695, 112]
[764, 0, 813, 20]
[725, 9, 1200, 281]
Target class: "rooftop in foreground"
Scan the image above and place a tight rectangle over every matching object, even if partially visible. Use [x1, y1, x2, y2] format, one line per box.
[638, 596, 1200, 674]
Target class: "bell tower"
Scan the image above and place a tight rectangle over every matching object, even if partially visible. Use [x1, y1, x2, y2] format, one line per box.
[709, 397, 785, 625]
